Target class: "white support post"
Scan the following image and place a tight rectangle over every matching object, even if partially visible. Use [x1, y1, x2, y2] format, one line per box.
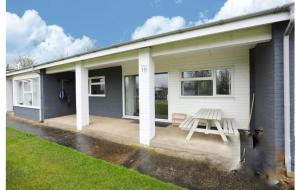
[138, 48, 155, 145]
[75, 62, 89, 130]
[283, 35, 291, 173]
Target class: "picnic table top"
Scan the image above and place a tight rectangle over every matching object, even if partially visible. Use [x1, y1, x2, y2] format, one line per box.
[192, 108, 222, 121]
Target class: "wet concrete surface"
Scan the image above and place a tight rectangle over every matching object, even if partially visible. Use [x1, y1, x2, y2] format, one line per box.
[7, 118, 279, 190]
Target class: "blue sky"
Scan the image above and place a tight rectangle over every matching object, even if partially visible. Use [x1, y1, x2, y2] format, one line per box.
[7, 0, 225, 46]
[6, 0, 293, 64]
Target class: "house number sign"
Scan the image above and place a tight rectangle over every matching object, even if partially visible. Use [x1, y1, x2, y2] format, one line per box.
[141, 65, 148, 73]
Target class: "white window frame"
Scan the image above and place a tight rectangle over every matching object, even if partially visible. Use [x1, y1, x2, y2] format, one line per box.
[88, 76, 106, 97]
[13, 76, 41, 109]
[180, 67, 233, 98]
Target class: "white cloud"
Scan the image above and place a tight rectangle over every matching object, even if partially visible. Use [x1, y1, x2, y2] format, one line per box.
[131, 16, 186, 39]
[131, 0, 293, 40]
[213, 0, 293, 21]
[192, 11, 210, 25]
[175, 0, 183, 4]
[6, 10, 96, 65]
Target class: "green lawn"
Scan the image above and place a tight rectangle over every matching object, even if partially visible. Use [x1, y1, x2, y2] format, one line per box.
[6, 127, 183, 190]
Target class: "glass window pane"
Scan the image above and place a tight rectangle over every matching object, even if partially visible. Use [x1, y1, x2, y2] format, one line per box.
[90, 77, 104, 83]
[91, 84, 105, 95]
[181, 80, 213, 96]
[216, 68, 231, 95]
[155, 73, 168, 119]
[23, 80, 31, 91]
[24, 93, 32, 106]
[125, 75, 139, 116]
[182, 70, 212, 78]
[99, 84, 105, 94]
[91, 78, 100, 83]
[32, 78, 40, 106]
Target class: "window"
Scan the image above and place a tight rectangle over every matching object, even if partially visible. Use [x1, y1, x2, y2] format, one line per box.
[180, 68, 232, 97]
[88, 76, 105, 96]
[182, 70, 212, 78]
[14, 78, 40, 107]
[181, 70, 213, 96]
[216, 68, 231, 95]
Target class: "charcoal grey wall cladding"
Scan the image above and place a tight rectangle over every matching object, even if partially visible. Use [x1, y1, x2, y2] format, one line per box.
[89, 66, 122, 118]
[251, 40, 277, 173]
[13, 106, 40, 120]
[250, 21, 292, 175]
[41, 71, 76, 119]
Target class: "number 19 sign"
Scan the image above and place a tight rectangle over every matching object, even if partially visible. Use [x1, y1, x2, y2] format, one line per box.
[141, 65, 148, 73]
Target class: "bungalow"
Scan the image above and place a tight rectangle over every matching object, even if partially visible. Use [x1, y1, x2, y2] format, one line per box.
[6, 3, 295, 181]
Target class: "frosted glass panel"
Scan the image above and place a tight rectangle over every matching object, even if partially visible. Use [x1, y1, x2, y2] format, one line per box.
[23, 80, 31, 91]
[32, 78, 40, 106]
[15, 81, 23, 105]
[24, 93, 32, 106]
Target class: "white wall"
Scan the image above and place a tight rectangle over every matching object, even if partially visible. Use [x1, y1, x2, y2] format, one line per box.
[6, 79, 13, 112]
[123, 46, 250, 130]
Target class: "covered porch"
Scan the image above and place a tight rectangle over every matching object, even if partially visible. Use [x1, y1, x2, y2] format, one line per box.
[42, 114, 241, 170]
[26, 23, 272, 171]
[34, 25, 270, 171]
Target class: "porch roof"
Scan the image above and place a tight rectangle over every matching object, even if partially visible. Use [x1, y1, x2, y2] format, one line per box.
[6, 3, 293, 77]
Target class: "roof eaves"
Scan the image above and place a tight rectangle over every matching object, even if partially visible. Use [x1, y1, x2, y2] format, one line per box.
[6, 2, 293, 75]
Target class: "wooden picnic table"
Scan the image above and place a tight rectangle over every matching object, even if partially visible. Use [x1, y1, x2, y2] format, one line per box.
[186, 108, 228, 142]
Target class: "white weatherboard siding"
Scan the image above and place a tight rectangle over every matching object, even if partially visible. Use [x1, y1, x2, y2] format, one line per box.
[123, 46, 250, 130]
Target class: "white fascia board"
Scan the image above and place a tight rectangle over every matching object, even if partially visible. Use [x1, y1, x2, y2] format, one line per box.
[12, 72, 40, 80]
[6, 68, 34, 77]
[7, 12, 289, 77]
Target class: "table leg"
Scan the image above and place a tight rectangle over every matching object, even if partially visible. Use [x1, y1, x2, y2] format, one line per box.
[205, 120, 210, 134]
[185, 119, 200, 142]
[214, 120, 228, 143]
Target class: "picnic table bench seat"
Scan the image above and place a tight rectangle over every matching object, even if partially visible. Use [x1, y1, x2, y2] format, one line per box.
[222, 118, 239, 136]
[179, 116, 193, 130]
[179, 116, 207, 130]
[180, 117, 239, 135]
[178, 110, 239, 143]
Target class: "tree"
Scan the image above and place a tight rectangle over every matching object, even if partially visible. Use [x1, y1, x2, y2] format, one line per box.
[6, 64, 11, 71]
[14, 56, 35, 69]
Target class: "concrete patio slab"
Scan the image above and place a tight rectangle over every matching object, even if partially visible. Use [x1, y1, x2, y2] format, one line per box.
[42, 114, 240, 170]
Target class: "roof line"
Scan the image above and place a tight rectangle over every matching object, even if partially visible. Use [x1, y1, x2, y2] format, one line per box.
[6, 2, 293, 74]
